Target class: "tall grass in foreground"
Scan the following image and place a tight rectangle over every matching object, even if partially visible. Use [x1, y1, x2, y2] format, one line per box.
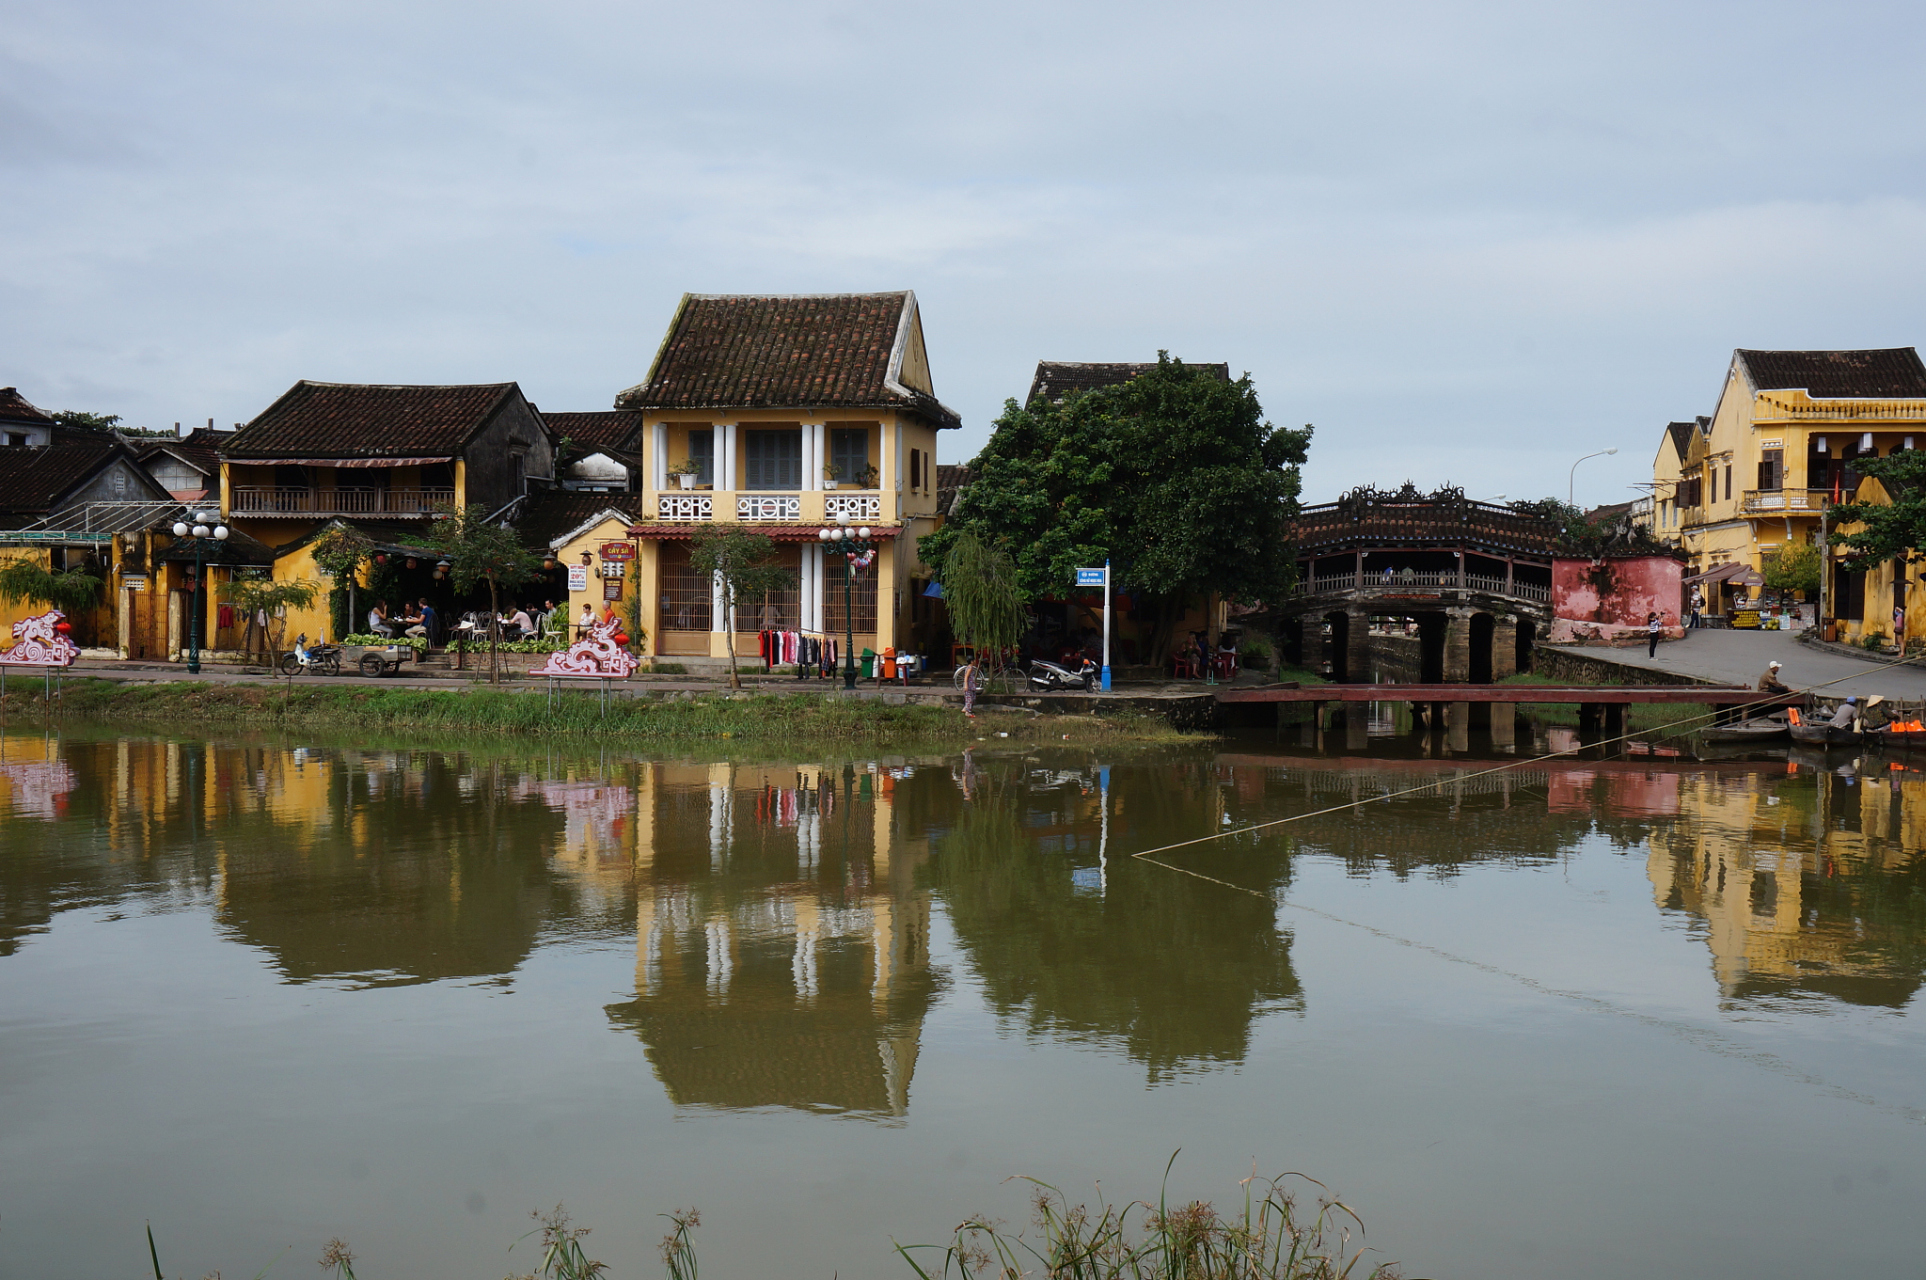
[896, 1164, 1408, 1280]
[140, 1167, 1410, 1279]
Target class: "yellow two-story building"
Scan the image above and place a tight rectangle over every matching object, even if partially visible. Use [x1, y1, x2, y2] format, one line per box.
[613, 292, 961, 665]
[1655, 348, 1926, 641]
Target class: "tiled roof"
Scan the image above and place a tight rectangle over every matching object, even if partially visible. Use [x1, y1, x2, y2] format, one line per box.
[514, 489, 640, 550]
[0, 387, 55, 424]
[139, 439, 220, 477]
[543, 410, 642, 457]
[1736, 348, 1926, 399]
[1026, 361, 1231, 407]
[619, 292, 961, 429]
[935, 462, 971, 516]
[221, 381, 521, 460]
[0, 439, 121, 520]
[1663, 419, 1705, 464]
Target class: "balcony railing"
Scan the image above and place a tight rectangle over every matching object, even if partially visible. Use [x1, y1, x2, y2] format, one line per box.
[738, 492, 802, 522]
[657, 493, 714, 522]
[824, 492, 882, 523]
[1740, 488, 1832, 515]
[229, 486, 454, 517]
[1295, 569, 1549, 603]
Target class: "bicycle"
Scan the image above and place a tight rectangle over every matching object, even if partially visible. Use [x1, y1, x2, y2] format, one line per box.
[953, 661, 1026, 693]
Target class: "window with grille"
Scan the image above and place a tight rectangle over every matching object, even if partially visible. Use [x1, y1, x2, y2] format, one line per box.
[743, 429, 801, 488]
[823, 556, 879, 634]
[828, 425, 870, 485]
[738, 545, 801, 631]
[659, 544, 712, 631]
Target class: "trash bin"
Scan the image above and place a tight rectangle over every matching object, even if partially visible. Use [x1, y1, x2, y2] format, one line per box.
[860, 648, 875, 678]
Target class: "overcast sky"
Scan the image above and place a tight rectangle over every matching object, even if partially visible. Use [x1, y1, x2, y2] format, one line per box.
[7, 0, 1925, 505]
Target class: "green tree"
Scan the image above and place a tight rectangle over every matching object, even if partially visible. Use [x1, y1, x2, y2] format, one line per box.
[0, 554, 102, 615]
[920, 355, 1311, 664]
[218, 575, 319, 659]
[49, 410, 122, 431]
[1763, 539, 1822, 595]
[686, 523, 794, 689]
[942, 529, 1027, 661]
[430, 505, 542, 683]
[1828, 451, 1926, 573]
[309, 526, 374, 642]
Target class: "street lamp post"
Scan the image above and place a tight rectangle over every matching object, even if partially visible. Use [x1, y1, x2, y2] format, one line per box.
[170, 509, 229, 675]
[817, 516, 879, 691]
[1569, 448, 1619, 506]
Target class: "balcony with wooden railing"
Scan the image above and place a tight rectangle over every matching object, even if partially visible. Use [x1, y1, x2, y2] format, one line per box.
[649, 489, 890, 524]
[1739, 488, 1832, 515]
[228, 486, 455, 517]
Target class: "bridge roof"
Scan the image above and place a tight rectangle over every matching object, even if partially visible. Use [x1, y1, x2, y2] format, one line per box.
[1292, 487, 1560, 559]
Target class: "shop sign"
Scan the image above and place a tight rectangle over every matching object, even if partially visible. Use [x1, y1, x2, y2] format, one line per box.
[567, 565, 589, 593]
[599, 541, 636, 562]
[603, 581, 624, 601]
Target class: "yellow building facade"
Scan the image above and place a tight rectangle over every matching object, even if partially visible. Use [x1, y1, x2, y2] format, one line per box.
[1656, 348, 1926, 642]
[614, 292, 960, 666]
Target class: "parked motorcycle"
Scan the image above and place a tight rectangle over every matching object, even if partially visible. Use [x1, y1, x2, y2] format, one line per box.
[280, 633, 343, 677]
[1028, 657, 1098, 692]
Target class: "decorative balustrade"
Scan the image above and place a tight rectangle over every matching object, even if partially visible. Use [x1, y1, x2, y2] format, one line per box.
[1294, 568, 1549, 603]
[1740, 488, 1832, 515]
[656, 493, 714, 522]
[228, 486, 454, 517]
[737, 493, 802, 522]
[823, 492, 882, 522]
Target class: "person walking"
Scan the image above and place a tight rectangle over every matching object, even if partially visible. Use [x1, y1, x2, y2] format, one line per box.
[1646, 611, 1662, 658]
[1689, 587, 1704, 629]
[960, 655, 980, 720]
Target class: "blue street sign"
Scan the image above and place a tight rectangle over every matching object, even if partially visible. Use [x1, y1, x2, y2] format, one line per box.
[1075, 568, 1106, 586]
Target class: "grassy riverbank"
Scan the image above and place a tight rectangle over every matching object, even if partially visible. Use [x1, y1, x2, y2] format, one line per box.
[0, 678, 1203, 748]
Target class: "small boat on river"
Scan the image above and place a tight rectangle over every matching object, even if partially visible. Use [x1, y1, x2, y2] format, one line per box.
[1701, 719, 1790, 745]
[1790, 722, 1865, 747]
[1872, 725, 1926, 751]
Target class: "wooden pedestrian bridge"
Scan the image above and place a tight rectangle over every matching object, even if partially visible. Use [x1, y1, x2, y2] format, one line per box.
[1217, 681, 1791, 736]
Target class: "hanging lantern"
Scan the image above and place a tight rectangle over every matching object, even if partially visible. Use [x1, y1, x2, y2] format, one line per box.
[54, 620, 72, 635]
[375, 553, 388, 565]
[405, 557, 417, 570]
[543, 554, 558, 571]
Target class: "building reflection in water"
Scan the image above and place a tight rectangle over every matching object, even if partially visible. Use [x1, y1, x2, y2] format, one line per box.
[605, 762, 936, 1119]
[1647, 759, 1926, 1007]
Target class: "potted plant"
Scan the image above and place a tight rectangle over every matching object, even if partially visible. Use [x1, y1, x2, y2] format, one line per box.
[667, 459, 701, 490]
[857, 463, 880, 489]
[823, 461, 843, 490]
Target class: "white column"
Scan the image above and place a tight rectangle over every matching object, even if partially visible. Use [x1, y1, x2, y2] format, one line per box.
[719, 423, 736, 493]
[800, 544, 817, 631]
[894, 424, 904, 492]
[804, 422, 822, 492]
[653, 423, 669, 493]
[711, 571, 727, 634]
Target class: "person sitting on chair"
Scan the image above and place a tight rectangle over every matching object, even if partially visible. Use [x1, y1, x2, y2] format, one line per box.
[1757, 661, 1792, 695]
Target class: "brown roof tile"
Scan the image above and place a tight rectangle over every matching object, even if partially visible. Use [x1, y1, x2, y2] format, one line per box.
[543, 410, 642, 457]
[0, 439, 122, 520]
[514, 489, 641, 550]
[620, 292, 960, 428]
[0, 387, 55, 425]
[1736, 348, 1926, 399]
[1026, 360, 1231, 407]
[221, 381, 521, 460]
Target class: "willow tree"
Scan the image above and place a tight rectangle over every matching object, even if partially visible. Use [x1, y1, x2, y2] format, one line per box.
[941, 530, 1027, 665]
[218, 576, 319, 659]
[0, 555, 102, 615]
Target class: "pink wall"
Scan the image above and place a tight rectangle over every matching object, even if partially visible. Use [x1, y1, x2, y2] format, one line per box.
[1553, 556, 1684, 628]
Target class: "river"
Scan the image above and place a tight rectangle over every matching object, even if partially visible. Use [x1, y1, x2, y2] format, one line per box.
[2, 724, 1922, 1277]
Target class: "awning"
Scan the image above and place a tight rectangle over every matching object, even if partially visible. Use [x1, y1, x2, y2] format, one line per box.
[1682, 563, 1746, 585]
[923, 580, 945, 598]
[1728, 568, 1766, 587]
[233, 457, 454, 468]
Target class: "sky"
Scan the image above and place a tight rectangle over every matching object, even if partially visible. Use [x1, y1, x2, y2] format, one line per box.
[6, 0, 1926, 506]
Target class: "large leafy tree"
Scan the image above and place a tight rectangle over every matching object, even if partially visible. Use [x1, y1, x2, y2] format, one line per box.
[686, 523, 794, 689]
[430, 505, 542, 683]
[942, 529, 1027, 660]
[1828, 451, 1926, 573]
[309, 526, 374, 641]
[921, 355, 1311, 663]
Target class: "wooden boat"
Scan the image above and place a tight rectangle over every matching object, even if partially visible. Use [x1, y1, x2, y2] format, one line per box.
[1872, 726, 1926, 751]
[1790, 722, 1865, 746]
[1701, 719, 1790, 744]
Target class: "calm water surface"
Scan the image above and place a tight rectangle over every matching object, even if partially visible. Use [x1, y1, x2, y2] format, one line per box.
[3, 727, 1924, 1278]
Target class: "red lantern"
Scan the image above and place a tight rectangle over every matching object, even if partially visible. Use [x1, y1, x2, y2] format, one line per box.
[375, 554, 388, 565]
[54, 621, 72, 634]
[612, 632, 630, 647]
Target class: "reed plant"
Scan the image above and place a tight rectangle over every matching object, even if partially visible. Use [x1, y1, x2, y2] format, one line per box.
[895, 1161, 1406, 1280]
